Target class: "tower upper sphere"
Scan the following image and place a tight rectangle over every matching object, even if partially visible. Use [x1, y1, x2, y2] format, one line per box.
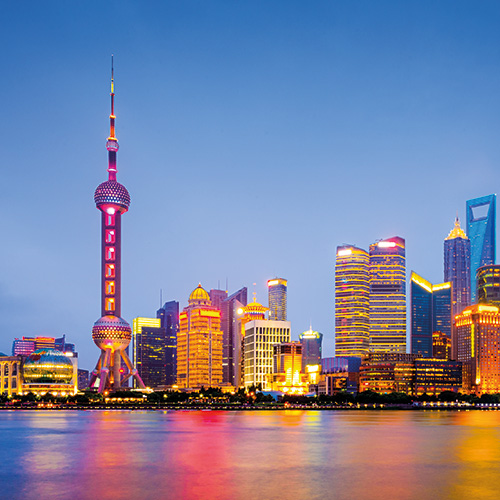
[94, 180, 131, 212]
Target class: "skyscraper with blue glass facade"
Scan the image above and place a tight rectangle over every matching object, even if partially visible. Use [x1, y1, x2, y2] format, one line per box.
[466, 194, 496, 302]
[410, 272, 452, 358]
[156, 300, 179, 386]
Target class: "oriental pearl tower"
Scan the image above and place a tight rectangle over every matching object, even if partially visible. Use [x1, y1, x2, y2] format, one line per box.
[89, 58, 145, 393]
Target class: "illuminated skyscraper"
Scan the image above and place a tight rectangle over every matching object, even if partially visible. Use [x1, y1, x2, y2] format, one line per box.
[268, 278, 287, 321]
[132, 317, 166, 388]
[299, 328, 323, 371]
[220, 287, 247, 385]
[244, 318, 290, 390]
[177, 285, 223, 389]
[369, 237, 406, 353]
[335, 246, 370, 357]
[156, 300, 179, 386]
[455, 304, 500, 394]
[236, 296, 268, 388]
[88, 61, 144, 392]
[410, 272, 452, 358]
[467, 194, 496, 302]
[476, 265, 500, 307]
[444, 217, 471, 317]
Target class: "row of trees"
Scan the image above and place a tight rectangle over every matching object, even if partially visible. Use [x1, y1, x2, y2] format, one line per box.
[3, 388, 500, 406]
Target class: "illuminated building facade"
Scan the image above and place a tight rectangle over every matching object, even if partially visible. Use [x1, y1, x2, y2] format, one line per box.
[455, 304, 500, 395]
[177, 285, 223, 389]
[444, 217, 471, 317]
[268, 278, 287, 321]
[244, 319, 291, 390]
[133, 317, 166, 388]
[432, 331, 451, 360]
[413, 359, 462, 396]
[236, 297, 268, 388]
[467, 194, 496, 302]
[22, 349, 77, 396]
[0, 355, 22, 396]
[477, 265, 500, 307]
[220, 287, 247, 385]
[410, 272, 452, 358]
[157, 300, 179, 386]
[369, 237, 406, 353]
[335, 246, 370, 357]
[88, 62, 145, 393]
[268, 341, 308, 394]
[299, 328, 323, 371]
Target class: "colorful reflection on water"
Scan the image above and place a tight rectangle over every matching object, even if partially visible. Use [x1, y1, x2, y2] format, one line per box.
[2, 410, 500, 499]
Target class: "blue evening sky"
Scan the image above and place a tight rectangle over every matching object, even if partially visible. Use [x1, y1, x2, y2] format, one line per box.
[1, 1, 499, 368]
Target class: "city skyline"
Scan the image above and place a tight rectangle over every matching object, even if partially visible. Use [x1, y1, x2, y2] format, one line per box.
[1, 2, 500, 370]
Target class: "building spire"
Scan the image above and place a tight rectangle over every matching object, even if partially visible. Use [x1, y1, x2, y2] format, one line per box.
[445, 215, 467, 241]
[106, 55, 119, 181]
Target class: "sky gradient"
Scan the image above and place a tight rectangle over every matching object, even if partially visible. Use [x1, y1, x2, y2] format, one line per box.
[1, 1, 499, 368]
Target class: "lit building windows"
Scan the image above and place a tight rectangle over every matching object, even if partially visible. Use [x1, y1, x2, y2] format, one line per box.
[106, 247, 115, 261]
[106, 281, 115, 295]
[105, 229, 115, 243]
[105, 298, 115, 312]
[105, 264, 115, 278]
[106, 214, 116, 227]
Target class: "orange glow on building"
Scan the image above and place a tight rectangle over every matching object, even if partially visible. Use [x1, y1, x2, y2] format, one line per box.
[455, 304, 500, 395]
[177, 285, 223, 389]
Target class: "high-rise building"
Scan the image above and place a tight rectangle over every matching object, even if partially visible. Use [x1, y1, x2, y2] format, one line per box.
[268, 341, 309, 394]
[88, 61, 144, 393]
[467, 194, 496, 302]
[177, 285, 223, 389]
[268, 278, 287, 321]
[209, 289, 228, 311]
[12, 336, 77, 357]
[455, 304, 500, 394]
[410, 272, 452, 358]
[299, 328, 323, 371]
[244, 319, 291, 390]
[157, 300, 179, 386]
[235, 297, 268, 388]
[369, 237, 406, 353]
[476, 265, 500, 307]
[133, 317, 166, 388]
[220, 287, 247, 385]
[432, 331, 451, 360]
[444, 217, 471, 317]
[335, 246, 370, 357]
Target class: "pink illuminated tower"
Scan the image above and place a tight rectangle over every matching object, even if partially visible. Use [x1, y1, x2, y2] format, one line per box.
[89, 59, 145, 393]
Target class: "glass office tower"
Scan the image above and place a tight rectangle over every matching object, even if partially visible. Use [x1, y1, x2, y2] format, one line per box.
[466, 194, 496, 302]
[156, 300, 179, 386]
[335, 246, 370, 357]
[410, 272, 452, 358]
[444, 217, 471, 317]
[477, 265, 500, 307]
[268, 278, 287, 321]
[369, 237, 406, 353]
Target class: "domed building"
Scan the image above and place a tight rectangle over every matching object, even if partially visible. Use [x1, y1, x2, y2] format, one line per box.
[177, 284, 223, 389]
[22, 349, 77, 396]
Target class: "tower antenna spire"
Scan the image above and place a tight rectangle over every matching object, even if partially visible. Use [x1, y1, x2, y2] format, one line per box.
[106, 54, 119, 181]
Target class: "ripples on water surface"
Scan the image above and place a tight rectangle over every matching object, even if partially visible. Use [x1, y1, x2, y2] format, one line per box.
[1, 410, 500, 500]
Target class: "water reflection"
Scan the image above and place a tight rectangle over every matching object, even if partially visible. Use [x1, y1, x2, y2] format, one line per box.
[2, 410, 500, 499]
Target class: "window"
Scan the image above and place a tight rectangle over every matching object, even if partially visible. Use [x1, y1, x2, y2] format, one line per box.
[106, 229, 115, 243]
[106, 281, 115, 295]
[106, 247, 115, 261]
[105, 264, 115, 278]
[106, 214, 116, 226]
[105, 298, 115, 312]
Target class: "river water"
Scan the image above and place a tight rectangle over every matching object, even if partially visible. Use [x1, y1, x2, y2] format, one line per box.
[1, 410, 499, 500]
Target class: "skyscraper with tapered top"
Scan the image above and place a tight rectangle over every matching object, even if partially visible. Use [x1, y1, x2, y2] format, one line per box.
[444, 216, 471, 317]
[467, 195, 496, 302]
[369, 237, 406, 353]
[89, 58, 145, 393]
